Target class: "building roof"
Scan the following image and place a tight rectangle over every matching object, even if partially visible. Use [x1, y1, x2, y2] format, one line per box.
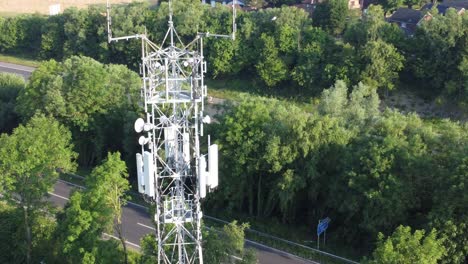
[421, 3, 464, 14]
[442, 0, 468, 8]
[388, 8, 424, 24]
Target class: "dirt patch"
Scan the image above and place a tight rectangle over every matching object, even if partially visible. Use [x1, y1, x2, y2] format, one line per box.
[381, 90, 467, 122]
[0, 0, 157, 15]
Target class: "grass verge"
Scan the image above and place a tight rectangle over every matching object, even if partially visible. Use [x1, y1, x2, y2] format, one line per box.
[206, 78, 317, 113]
[0, 53, 41, 67]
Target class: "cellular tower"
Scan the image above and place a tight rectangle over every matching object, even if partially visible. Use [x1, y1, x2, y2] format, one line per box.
[106, 1, 236, 263]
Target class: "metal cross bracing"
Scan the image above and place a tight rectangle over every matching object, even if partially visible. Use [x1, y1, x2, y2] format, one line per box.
[107, 1, 235, 263]
[138, 19, 206, 264]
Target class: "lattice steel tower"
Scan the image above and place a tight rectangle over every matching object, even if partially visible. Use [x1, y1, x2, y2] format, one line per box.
[107, 1, 236, 263]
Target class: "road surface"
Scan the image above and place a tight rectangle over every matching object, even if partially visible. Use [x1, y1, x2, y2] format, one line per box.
[0, 61, 34, 79]
[51, 179, 316, 264]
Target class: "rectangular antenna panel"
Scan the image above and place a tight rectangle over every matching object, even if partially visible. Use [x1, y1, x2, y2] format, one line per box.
[143, 151, 155, 198]
[136, 153, 144, 194]
[183, 132, 190, 163]
[164, 126, 176, 159]
[198, 156, 207, 198]
[208, 144, 218, 188]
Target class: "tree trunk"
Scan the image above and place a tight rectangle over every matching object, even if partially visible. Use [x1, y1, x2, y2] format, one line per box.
[256, 174, 262, 217]
[248, 179, 254, 215]
[23, 205, 32, 264]
[116, 220, 128, 264]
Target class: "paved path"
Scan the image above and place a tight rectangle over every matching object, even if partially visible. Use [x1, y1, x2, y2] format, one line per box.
[0, 61, 35, 79]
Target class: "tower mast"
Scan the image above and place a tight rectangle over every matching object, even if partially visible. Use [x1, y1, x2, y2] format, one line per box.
[107, 1, 236, 263]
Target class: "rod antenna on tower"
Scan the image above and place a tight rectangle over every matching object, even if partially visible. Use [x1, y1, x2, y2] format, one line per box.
[107, 1, 235, 263]
[197, 0, 237, 40]
[106, 0, 143, 43]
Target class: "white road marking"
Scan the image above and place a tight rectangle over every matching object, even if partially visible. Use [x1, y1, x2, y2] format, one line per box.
[103, 233, 141, 249]
[127, 201, 149, 210]
[58, 179, 148, 210]
[0, 64, 34, 72]
[48, 192, 69, 201]
[57, 179, 85, 189]
[137, 222, 156, 230]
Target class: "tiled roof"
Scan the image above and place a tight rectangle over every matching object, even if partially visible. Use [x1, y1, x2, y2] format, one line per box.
[388, 8, 424, 24]
[421, 3, 464, 14]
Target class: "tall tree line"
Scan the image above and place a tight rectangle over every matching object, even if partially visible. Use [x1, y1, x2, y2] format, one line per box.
[208, 81, 467, 263]
[0, 1, 466, 110]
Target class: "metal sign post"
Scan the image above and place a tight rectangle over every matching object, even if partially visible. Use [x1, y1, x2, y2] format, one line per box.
[316, 217, 331, 250]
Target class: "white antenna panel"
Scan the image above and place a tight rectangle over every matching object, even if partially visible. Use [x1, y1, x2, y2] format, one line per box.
[208, 144, 218, 188]
[183, 132, 190, 163]
[164, 126, 176, 159]
[136, 153, 145, 194]
[143, 151, 155, 198]
[199, 156, 207, 198]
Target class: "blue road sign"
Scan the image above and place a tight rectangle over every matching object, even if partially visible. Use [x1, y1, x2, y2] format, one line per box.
[317, 217, 331, 236]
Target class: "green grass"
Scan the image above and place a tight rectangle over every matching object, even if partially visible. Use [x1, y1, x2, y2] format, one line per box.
[206, 78, 317, 113]
[0, 53, 41, 67]
[0, 11, 23, 17]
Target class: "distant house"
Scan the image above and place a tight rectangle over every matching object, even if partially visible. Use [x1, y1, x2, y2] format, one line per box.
[442, 0, 468, 9]
[348, 0, 362, 9]
[202, 0, 245, 7]
[421, 1, 466, 15]
[387, 8, 432, 36]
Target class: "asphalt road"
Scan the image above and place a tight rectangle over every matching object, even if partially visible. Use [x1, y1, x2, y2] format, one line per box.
[0, 61, 35, 79]
[1, 60, 317, 264]
[50, 179, 316, 264]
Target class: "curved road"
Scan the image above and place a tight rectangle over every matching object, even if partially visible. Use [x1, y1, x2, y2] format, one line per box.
[51, 179, 316, 264]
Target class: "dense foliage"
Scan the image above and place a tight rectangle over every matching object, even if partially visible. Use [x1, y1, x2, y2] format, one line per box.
[0, 0, 467, 263]
[0, 72, 25, 134]
[1, 1, 466, 110]
[0, 115, 77, 263]
[208, 82, 467, 262]
[16, 56, 141, 167]
[365, 226, 445, 264]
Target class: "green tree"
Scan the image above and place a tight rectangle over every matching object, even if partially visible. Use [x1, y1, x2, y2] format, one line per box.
[380, 0, 404, 14]
[39, 15, 65, 60]
[140, 234, 158, 264]
[245, 0, 267, 9]
[404, 0, 420, 8]
[407, 9, 468, 109]
[85, 152, 130, 263]
[16, 56, 141, 166]
[62, 8, 92, 58]
[313, 0, 349, 35]
[255, 33, 287, 87]
[0, 72, 25, 134]
[318, 80, 380, 127]
[0, 202, 58, 263]
[15, 14, 46, 55]
[344, 5, 388, 46]
[329, 0, 349, 35]
[0, 115, 76, 264]
[204, 221, 257, 264]
[360, 40, 404, 92]
[427, 121, 468, 264]
[365, 226, 445, 264]
[57, 152, 129, 263]
[0, 17, 18, 52]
